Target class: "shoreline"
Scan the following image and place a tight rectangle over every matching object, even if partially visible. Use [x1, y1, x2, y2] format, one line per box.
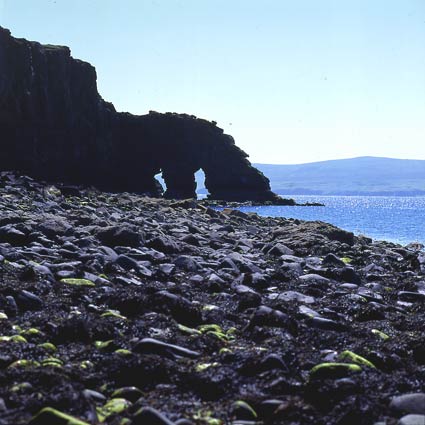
[0, 172, 424, 424]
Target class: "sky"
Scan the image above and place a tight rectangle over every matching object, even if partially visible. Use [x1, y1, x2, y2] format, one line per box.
[1, 0, 425, 164]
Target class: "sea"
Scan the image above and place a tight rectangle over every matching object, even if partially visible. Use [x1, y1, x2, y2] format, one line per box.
[230, 196, 425, 247]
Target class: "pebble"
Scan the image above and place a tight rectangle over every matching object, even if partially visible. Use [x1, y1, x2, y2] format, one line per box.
[398, 415, 425, 425]
[14, 290, 43, 311]
[390, 393, 425, 415]
[309, 317, 348, 332]
[132, 406, 175, 425]
[133, 338, 200, 359]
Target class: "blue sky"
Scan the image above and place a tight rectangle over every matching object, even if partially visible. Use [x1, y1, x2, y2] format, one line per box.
[1, 0, 424, 164]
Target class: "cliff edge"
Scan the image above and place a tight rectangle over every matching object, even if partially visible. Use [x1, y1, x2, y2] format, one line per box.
[0, 27, 280, 202]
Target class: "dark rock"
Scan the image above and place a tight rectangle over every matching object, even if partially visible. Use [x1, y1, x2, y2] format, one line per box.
[235, 285, 262, 310]
[133, 338, 200, 359]
[390, 393, 425, 415]
[0, 225, 27, 246]
[246, 305, 297, 333]
[398, 414, 425, 425]
[309, 317, 349, 332]
[147, 236, 180, 254]
[174, 420, 194, 425]
[260, 354, 288, 372]
[115, 254, 140, 270]
[398, 291, 425, 302]
[132, 407, 175, 425]
[95, 226, 144, 248]
[230, 401, 257, 420]
[37, 219, 71, 239]
[272, 291, 315, 304]
[14, 290, 43, 311]
[267, 243, 294, 256]
[174, 256, 199, 271]
[0, 27, 280, 202]
[323, 253, 345, 267]
[151, 290, 201, 326]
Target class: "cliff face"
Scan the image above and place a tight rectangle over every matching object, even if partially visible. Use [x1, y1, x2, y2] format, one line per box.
[0, 27, 278, 201]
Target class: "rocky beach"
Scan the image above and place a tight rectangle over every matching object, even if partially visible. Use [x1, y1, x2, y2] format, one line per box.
[0, 171, 425, 425]
[1, 24, 425, 425]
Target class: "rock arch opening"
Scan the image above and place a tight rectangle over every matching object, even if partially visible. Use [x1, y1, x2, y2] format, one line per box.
[196, 169, 210, 199]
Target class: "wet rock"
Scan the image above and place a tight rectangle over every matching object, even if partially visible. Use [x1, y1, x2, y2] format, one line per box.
[266, 243, 294, 256]
[37, 219, 72, 239]
[14, 290, 43, 311]
[246, 306, 296, 334]
[235, 285, 262, 310]
[147, 236, 180, 254]
[299, 274, 330, 285]
[133, 338, 200, 359]
[28, 407, 90, 425]
[398, 414, 425, 425]
[259, 354, 288, 372]
[230, 401, 257, 420]
[390, 393, 425, 415]
[322, 253, 345, 267]
[174, 256, 199, 271]
[398, 292, 425, 302]
[271, 291, 315, 304]
[132, 406, 175, 425]
[0, 225, 27, 246]
[151, 291, 201, 326]
[309, 317, 348, 332]
[95, 226, 144, 248]
[115, 255, 140, 270]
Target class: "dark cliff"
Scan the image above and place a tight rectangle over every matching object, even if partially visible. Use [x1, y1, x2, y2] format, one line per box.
[0, 27, 279, 202]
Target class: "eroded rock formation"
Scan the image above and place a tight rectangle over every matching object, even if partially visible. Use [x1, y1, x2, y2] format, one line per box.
[0, 27, 280, 201]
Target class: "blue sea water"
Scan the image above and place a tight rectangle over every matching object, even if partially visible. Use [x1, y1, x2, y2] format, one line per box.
[233, 196, 425, 246]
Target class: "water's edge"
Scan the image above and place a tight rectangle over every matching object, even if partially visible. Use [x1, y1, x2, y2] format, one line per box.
[226, 195, 425, 246]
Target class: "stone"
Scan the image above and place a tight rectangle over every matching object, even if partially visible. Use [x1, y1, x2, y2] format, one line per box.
[390, 393, 425, 415]
[147, 236, 180, 254]
[299, 274, 330, 285]
[230, 401, 257, 420]
[28, 407, 90, 425]
[133, 338, 200, 359]
[398, 415, 425, 425]
[115, 254, 139, 270]
[273, 291, 315, 304]
[0, 225, 27, 246]
[398, 292, 425, 302]
[132, 407, 175, 425]
[95, 226, 143, 248]
[174, 255, 199, 271]
[15, 290, 43, 311]
[323, 253, 345, 267]
[309, 317, 348, 332]
[267, 243, 294, 256]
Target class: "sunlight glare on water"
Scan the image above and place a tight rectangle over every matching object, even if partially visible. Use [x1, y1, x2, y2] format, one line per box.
[233, 196, 425, 246]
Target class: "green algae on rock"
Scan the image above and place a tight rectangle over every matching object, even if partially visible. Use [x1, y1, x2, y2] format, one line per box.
[28, 407, 90, 425]
[60, 278, 95, 287]
[310, 362, 362, 379]
[338, 350, 376, 368]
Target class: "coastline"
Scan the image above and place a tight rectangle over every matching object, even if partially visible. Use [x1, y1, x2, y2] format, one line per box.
[0, 172, 424, 424]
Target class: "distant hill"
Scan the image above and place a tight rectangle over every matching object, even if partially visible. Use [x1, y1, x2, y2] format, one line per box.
[252, 157, 425, 196]
[192, 157, 425, 196]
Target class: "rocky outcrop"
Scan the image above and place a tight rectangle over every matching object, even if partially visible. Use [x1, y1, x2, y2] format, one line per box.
[0, 27, 279, 201]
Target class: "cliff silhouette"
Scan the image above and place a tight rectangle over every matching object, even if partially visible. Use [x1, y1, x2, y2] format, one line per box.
[0, 27, 280, 202]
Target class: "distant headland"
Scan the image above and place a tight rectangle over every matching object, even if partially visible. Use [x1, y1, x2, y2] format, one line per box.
[195, 157, 425, 197]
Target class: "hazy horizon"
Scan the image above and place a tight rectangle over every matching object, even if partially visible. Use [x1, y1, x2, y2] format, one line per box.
[1, 0, 424, 164]
[253, 155, 425, 166]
